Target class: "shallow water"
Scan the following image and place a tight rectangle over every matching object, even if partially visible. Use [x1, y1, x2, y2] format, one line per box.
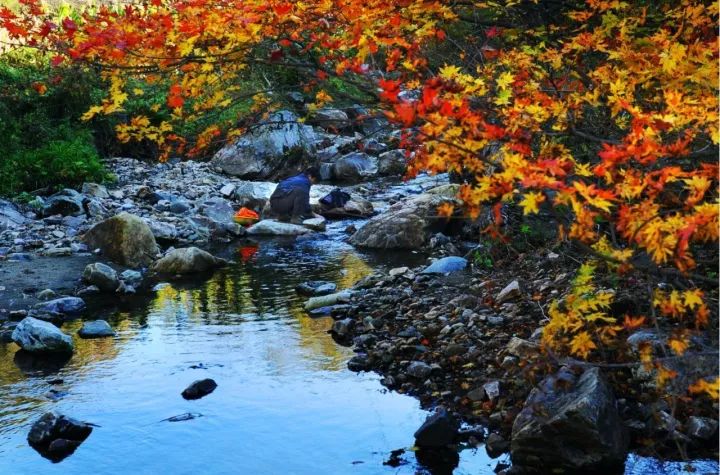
[0, 224, 505, 474]
[0, 221, 716, 475]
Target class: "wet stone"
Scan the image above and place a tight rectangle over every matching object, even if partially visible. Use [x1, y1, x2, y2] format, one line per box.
[181, 378, 218, 400]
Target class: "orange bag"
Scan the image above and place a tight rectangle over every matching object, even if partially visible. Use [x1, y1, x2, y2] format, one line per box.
[233, 207, 260, 226]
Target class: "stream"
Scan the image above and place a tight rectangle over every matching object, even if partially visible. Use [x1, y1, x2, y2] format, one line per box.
[0, 198, 717, 474]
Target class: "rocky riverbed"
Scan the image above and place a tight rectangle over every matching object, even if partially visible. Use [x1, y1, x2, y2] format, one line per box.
[0, 110, 717, 472]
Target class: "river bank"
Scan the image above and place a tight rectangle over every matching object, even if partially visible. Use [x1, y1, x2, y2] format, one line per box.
[0, 153, 717, 473]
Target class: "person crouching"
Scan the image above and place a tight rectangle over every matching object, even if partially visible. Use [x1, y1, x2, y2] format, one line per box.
[269, 167, 321, 224]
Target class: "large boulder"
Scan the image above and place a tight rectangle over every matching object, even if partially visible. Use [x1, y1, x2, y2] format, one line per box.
[12, 317, 74, 353]
[0, 199, 27, 230]
[332, 152, 378, 182]
[511, 367, 629, 471]
[83, 213, 159, 268]
[377, 149, 408, 176]
[211, 110, 317, 180]
[152, 247, 226, 274]
[414, 407, 459, 448]
[247, 220, 313, 236]
[82, 263, 119, 292]
[349, 193, 458, 249]
[42, 189, 85, 217]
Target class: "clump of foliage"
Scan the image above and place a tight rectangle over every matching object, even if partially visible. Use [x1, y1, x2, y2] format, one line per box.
[0, 47, 107, 195]
[2, 0, 716, 423]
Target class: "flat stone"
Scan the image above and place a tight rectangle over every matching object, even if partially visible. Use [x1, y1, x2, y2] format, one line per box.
[78, 320, 115, 339]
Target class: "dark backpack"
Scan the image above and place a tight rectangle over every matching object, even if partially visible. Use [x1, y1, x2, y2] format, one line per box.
[320, 188, 351, 209]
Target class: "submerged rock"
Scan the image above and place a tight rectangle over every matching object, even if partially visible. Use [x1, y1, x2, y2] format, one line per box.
[414, 407, 459, 448]
[295, 281, 337, 296]
[181, 378, 218, 400]
[511, 367, 628, 471]
[12, 317, 74, 353]
[83, 212, 159, 268]
[152, 247, 226, 275]
[78, 320, 115, 339]
[27, 412, 93, 462]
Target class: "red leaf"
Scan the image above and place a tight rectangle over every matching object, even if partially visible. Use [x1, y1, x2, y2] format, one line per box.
[273, 3, 292, 16]
[394, 103, 416, 127]
[50, 55, 64, 67]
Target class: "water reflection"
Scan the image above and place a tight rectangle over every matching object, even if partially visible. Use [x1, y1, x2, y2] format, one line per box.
[0, 234, 712, 475]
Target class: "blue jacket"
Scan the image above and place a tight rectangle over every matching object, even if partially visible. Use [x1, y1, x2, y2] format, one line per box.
[273, 173, 312, 197]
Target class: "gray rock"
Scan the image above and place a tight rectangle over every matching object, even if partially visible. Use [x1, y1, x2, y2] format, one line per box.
[82, 263, 119, 292]
[331, 318, 354, 338]
[42, 189, 85, 217]
[120, 269, 143, 286]
[296, 281, 337, 296]
[12, 317, 74, 353]
[83, 213, 159, 267]
[247, 220, 313, 236]
[36, 289, 58, 301]
[211, 110, 316, 179]
[232, 181, 276, 209]
[377, 149, 407, 175]
[308, 108, 350, 130]
[81, 183, 109, 199]
[302, 216, 326, 231]
[407, 361, 432, 379]
[486, 433, 510, 458]
[0, 199, 27, 230]
[506, 337, 539, 358]
[78, 320, 115, 338]
[219, 183, 236, 197]
[83, 213, 158, 267]
[496, 280, 521, 303]
[305, 291, 353, 311]
[511, 367, 628, 471]
[686, 416, 718, 440]
[413, 407, 459, 447]
[483, 381, 501, 401]
[332, 152, 378, 183]
[146, 220, 178, 243]
[36, 297, 86, 316]
[152, 247, 226, 275]
[350, 192, 458, 249]
[421, 256, 467, 275]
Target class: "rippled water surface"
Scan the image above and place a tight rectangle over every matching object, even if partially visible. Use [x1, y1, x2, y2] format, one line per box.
[0, 222, 716, 475]
[0, 226, 504, 474]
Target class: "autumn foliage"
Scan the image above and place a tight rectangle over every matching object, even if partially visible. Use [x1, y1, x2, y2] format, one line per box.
[2, 1, 718, 398]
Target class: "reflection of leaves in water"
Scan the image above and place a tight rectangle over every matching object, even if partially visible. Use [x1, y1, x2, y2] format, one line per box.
[337, 252, 373, 290]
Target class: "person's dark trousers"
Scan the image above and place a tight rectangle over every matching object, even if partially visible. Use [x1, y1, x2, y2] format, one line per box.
[270, 188, 311, 221]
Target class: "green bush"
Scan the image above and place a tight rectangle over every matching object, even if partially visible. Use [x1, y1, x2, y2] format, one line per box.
[0, 131, 106, 195]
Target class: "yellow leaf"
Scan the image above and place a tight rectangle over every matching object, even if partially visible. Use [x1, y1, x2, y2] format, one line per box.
[519, 191, 545, 214]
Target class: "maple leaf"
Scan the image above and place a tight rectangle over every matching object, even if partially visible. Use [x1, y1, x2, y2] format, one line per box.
[570, 331, 596, 359]
[519, 191, 545, 215]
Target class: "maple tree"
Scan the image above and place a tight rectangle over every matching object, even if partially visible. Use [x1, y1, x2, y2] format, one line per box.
[2, 0, 718, 403]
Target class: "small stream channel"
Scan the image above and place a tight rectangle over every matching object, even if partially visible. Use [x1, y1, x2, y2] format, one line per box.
[0, 178, 716, 474]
